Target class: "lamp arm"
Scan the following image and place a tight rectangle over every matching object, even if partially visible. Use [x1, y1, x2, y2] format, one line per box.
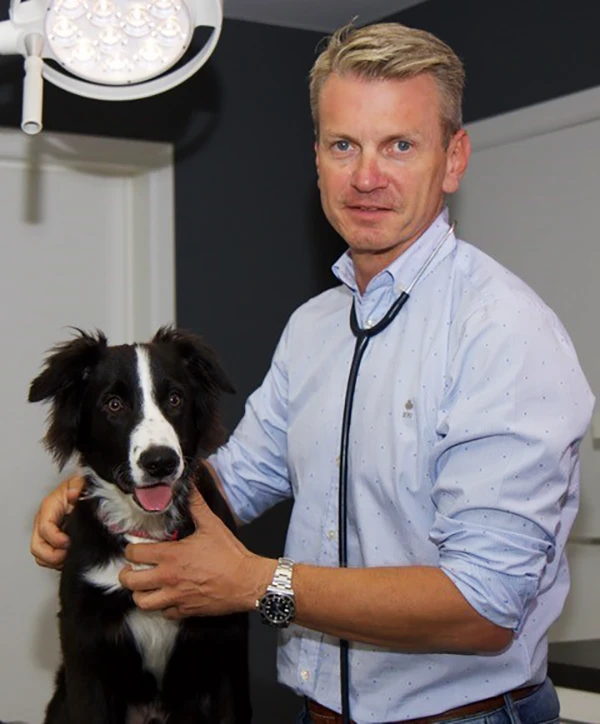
[0, 19, 20, 54]
[22, 32, 45, 134]
[1, 0, 47, 55]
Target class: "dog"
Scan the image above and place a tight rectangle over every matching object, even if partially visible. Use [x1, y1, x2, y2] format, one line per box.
[29, 326, 252, 724]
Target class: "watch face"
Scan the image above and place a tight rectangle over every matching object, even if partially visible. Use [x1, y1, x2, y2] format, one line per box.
[260, 592, 296, 627]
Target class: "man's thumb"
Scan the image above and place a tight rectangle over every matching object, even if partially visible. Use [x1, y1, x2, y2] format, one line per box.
[189, 487, 213, 526]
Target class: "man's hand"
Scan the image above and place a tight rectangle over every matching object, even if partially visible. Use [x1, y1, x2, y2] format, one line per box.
[31, 475, 85, 569]
[119, 487, 276, 620]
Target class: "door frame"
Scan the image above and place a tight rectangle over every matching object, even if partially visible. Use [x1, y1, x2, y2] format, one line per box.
[0, 129, 175, 341]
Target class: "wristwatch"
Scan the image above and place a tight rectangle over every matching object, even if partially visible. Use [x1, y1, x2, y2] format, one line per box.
[256, 557, 296, 628]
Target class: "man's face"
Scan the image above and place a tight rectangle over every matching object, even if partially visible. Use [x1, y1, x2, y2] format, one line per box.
[315, 72, 470, 273]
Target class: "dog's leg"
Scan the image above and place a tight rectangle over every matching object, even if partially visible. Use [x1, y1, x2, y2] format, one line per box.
[43, 667, 68, 724]
[164, 678, 252, 724]
[227, 645, 252, 723]
[64, 663, 126, 724]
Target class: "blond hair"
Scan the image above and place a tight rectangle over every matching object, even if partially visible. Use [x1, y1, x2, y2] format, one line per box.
[309, 22, 465, 146]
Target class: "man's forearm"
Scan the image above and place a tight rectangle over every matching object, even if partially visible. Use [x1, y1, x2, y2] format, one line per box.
[289, 564, 513, 654]
[200, 462, 512, 654]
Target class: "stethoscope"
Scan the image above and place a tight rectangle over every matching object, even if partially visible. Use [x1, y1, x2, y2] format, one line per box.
[337, 222, 456, 724]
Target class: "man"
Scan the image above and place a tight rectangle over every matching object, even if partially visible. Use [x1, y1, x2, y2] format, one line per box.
[32, 22, 594, 724]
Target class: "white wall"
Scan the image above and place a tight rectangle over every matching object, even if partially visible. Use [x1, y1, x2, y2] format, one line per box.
[0, 130, 175, 724]
[453, 86, 600, 642]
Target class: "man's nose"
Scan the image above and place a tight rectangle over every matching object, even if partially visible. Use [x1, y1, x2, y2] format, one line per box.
[351, 153, 389, 192]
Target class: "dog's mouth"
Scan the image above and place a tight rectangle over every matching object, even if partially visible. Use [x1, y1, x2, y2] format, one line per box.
[133, 483, 174, 513]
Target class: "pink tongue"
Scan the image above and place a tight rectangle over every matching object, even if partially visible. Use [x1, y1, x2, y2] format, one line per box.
[135, 484, 173, 512]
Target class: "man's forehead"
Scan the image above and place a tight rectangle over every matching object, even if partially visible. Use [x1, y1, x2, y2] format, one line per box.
[317, 72, 443, 138]
[320, 70, 438, 95]
[319, 72, 440, 112]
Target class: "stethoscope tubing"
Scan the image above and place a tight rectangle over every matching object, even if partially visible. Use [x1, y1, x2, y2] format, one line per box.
[337, 222, 455, 723]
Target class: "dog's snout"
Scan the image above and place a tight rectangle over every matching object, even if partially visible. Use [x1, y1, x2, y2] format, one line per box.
[138, 446, 179, 479]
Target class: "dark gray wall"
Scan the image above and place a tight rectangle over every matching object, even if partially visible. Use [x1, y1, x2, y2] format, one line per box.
[174, 20, 342, 721]
[385, 0, 600, 125]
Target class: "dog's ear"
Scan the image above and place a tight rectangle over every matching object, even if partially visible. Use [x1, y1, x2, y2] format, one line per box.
[151, 325, 235, 452]
[151, 325, 235, 395]
[28, 329, 107, 467]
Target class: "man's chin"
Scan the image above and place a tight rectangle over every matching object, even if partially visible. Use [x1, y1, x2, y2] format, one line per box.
[346, 235, 408, 256]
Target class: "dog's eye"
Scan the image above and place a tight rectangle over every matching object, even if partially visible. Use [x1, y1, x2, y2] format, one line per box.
[168, 391, 183, 408]
[104, 396, 124, 414]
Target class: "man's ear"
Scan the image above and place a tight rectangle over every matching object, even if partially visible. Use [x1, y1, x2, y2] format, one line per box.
[442, 129, 471, 195]
[315, 139, 321, 187]
[29, 329, 107, 467]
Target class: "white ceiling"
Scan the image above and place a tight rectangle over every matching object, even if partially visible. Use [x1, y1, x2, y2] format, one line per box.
[224, 0, 429, 33]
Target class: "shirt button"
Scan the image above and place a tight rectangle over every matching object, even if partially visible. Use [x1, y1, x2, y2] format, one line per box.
[365, 318, 375, 329]
[327, 529, 336, 540]
[301, 669, 310, 681]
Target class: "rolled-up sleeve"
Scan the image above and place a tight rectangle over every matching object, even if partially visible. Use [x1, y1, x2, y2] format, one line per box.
[429, 295, 594, 630]
[209, 323, 292, 524]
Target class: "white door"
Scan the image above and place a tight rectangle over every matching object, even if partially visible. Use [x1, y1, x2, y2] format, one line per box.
[0, 129, 175, 723]
[452, 86, 600, 644]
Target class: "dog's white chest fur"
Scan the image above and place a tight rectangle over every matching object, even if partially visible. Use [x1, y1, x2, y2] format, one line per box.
[125, 609, 179, 686]
[84, 555, 179, 687]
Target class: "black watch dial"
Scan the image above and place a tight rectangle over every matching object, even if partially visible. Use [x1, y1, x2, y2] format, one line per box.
[260, 592, 296, 628]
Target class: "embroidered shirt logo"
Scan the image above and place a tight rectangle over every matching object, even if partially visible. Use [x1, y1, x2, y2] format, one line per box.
[403, 400, 414, 418]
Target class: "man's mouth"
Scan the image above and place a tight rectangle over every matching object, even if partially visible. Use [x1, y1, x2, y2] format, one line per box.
[133, 483, 174, 513]
[351, 206, 389, 210]
[346, 204, 393, 216]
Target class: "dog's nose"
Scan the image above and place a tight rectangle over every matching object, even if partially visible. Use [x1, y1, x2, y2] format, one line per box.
[138, 446, 179, 479]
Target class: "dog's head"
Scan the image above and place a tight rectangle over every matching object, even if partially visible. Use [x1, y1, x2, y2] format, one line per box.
[28, 326, 234, 514]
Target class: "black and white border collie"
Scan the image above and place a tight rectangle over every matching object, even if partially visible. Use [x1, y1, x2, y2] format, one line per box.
[29, 326, 251, 724]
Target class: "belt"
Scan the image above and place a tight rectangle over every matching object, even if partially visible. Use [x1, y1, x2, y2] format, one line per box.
[307, 684, 539, 724]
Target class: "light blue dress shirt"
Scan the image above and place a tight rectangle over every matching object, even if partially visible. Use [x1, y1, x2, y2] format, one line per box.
[210, 210, 594, 723]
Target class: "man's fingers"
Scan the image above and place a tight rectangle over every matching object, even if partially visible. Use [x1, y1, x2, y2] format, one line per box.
[38, 516, 71, 549]
[65, 475, 85, 510]
[123, 541, 167, 565]
[39, 491, 72, 543]
[31, 535, 67, 568]
[132, 589, 171, 612]
[163, 606, 184, 620]
[33, 554, 64, 569]
[119, 564, 162, 592]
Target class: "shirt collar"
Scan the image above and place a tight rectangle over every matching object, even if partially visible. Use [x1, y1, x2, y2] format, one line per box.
[331, 208, 454, 296]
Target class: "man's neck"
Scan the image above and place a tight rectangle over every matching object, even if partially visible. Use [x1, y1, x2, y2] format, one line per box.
[351, 208, 447, 294]
[352, 241, 416, 295]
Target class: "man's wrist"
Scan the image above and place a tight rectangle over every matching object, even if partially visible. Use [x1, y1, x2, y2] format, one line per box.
[255, 556, 297, 628]
[247, 555, 278, 612]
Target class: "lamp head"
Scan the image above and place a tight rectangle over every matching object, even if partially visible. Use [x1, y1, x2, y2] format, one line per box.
[0, 0, 223, 132]
[44, 0, 196, 86]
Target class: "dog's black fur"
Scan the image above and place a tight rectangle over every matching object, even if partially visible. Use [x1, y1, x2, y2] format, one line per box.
[29, 326, 251, 724]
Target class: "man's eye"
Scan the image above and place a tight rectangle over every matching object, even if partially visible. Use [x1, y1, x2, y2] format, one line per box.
[333, 140, 351, 152]
[104, 396, 124, 414]
[395, 140, 411, 152]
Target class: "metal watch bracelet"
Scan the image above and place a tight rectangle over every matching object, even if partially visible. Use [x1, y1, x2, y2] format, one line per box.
[268, 557, 295, 593]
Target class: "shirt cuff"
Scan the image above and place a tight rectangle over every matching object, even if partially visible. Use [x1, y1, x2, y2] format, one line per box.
[431, 510, 555, 630]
